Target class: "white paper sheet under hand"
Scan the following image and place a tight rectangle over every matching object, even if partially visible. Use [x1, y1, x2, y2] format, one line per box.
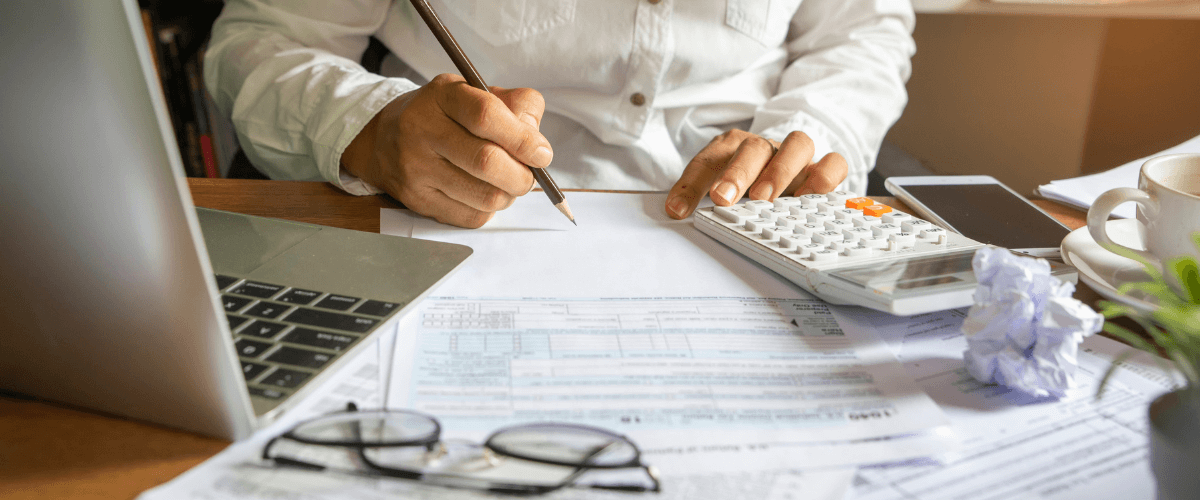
[833, 307, 1176, 500]
[382, 192, 808, 299]
[1035, 133, 1200, 219]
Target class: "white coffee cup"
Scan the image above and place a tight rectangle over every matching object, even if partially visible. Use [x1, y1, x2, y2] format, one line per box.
[1087, 153, 1200, 268]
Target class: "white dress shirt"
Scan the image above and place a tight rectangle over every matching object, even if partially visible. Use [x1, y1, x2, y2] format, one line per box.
[205, 0, 915, 195]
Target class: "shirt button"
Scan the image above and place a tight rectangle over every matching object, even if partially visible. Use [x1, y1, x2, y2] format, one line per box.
[630, 92, 646, 106]
[648, 0, 661, 4]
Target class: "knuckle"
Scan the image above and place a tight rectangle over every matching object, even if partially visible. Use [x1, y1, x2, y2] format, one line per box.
[481, 187, 512, 212]
[463, 211, 493, 229]
[512, 88, 545, 109]
[786, 130, 814, 150]
[472, 143, 504, 174]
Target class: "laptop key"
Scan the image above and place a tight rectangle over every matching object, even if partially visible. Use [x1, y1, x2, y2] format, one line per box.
[243, 320, 288, 339]
[314, 294, 360, 311]
[282, 327, 358, 351]
[355, 300, 402, 317]
[277, 288, 321, 305]
[235, 338, 273, 358]
[215, 275, 239, 291]
[241, 361, 270, 380]
[222, 295, 252, 312]
[260, 368, 311, 388]
[226, 315, 250, 330]
[248, 387, 287, 400]
[267, 346, 334, 369]
[230, 281, 285, 299]
[245, 302, 289, 319]
[284, 308, 377, 333]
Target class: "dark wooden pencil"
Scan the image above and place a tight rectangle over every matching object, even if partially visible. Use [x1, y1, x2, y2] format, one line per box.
[407, 0, 576, 225]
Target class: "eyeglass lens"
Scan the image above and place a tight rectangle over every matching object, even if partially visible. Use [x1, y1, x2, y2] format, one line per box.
[290, 410, 440, 446]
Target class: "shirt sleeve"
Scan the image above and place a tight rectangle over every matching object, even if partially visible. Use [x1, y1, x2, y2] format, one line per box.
[204, 0, 419, 195]
[749, 0, 916, 194]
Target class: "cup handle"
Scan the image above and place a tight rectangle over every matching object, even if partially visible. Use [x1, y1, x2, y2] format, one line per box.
[1087, 187, 1158, 264]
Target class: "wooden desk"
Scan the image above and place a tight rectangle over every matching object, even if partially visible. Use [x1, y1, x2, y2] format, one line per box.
[0, 178, 1094, 500]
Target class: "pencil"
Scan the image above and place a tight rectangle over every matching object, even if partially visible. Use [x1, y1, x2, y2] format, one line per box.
[407, 0, 576, 225]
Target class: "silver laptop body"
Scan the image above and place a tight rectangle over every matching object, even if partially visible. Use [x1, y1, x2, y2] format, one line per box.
[0, 0, 469, 440]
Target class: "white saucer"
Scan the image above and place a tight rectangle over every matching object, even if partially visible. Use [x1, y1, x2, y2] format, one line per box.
[1061, 218, 1157, 313]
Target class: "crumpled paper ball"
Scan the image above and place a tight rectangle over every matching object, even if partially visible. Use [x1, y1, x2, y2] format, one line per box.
[961, 247, 1104, 398]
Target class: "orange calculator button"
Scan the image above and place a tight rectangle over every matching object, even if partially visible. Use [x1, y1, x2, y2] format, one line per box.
[845, 197, 875, 210]
[862, 204, 893, 217]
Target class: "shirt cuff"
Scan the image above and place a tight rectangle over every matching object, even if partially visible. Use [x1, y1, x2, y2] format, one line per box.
[318, 78, 421, 196]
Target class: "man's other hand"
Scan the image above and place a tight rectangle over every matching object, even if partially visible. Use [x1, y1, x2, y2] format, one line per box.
[664, 130, 848, 220]
[341, 74, 552, 228]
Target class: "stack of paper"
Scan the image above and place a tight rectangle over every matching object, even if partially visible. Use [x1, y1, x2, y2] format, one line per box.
[1035, 133, 1200, 219]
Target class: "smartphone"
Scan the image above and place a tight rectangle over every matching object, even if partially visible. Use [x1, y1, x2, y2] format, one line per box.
[884, 175, 1071, 260]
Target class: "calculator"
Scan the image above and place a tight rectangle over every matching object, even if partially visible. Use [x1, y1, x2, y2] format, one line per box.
[693, 191, 1075, 315]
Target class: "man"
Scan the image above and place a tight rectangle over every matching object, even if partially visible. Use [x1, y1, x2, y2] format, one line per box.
[205, 0, 914, 228]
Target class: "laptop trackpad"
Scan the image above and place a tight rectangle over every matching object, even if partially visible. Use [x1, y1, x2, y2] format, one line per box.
[197, 208, 320, 275]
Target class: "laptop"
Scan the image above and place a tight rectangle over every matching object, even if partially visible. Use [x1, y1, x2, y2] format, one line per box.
[0, 0, 470, 440]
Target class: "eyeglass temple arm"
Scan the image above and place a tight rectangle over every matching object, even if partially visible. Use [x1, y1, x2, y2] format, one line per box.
[261, 435, 329, 471]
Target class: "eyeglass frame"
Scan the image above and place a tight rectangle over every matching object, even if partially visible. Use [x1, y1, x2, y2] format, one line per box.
[261, 403, 662, 495]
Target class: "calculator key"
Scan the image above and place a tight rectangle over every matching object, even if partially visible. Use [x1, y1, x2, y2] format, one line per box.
[355, 300, 401, 317]
[745, 218, 773, 232]
[845, 197, 875, 210]
[778, 234, 811, 249]
[744, 200, 774, 211]
[714, 206, 757, 224]
[921, 227, 948, 244]
[809, 249, 839, 262]
[806, 213, 834, 225]
[796, 243, 824, 258]
[249, 387, 287, 400]
[817, 202, 840, 214]
[834, 208, 863, 220]
[842, 245, 873, 257]
[215, 275, 239, 291]
[235, 338, 273, 358]
[872, 224, 902, 238]
[762, 225, 792, 240]
[222, 295, 252, 312]
[902, 220, 933, 233]
[843, 227, 873, 242]
[759, 208, 790, 221]
[230, 281, 284, 299]
[277, 288, 321, 305]
[853, 216, 882, 229]
[860, 237, 889, 249]
[826, 241, 854, 253]
[823, 219, 853, 232]
[242, 320, 288, 339]
[863, 204, 893, 217]
[284, 308, 377, 333]
[283, 327, 359, 351]
[794, 223, 823, 237]
[246, 302, 289, 319]
[266, 346, 334, 369]
[799, 194, 827, 207]
[226, 315, 250, 330]
[812, 231, 845, 245]
[788, 206, 818, 218]
[773, 196, 804, 209]
[826, 191, 855, 205]
[314, 294, 360, 311]
[889, 232, 917, 249]
[260, 368, 311, 389]
[242, 361, 270, 381]
[775, 215, 804, 229]
[882, 212, 912, 224]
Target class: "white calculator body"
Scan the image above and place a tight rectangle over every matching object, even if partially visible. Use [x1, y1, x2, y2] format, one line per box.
[694, 192, 1074, 315]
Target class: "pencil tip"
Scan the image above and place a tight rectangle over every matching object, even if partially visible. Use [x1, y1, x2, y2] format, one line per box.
[555, 201, 576, 225]
[571, 219, 577, 226]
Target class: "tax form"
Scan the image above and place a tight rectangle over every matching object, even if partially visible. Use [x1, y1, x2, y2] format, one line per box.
[832, 307, 1174, 500]
[381, 193, 956, 473]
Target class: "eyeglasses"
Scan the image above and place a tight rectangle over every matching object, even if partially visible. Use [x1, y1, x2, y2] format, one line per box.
[262, 403, 661, 495]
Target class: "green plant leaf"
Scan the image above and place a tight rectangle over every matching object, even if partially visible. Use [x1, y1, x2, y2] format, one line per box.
[1096, 349, 1139, 401]
[1168, 256, 1200, 305]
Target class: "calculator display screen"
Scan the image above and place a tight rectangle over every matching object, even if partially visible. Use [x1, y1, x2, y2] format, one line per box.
[901, 184, 1070, 250]
[829, 251, 977, 296]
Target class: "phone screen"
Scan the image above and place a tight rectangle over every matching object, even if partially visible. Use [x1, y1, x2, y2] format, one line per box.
[900, 184, 1070, 250]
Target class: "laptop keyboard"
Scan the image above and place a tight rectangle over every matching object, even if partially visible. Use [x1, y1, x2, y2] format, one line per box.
[216, 274, 402, 403]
